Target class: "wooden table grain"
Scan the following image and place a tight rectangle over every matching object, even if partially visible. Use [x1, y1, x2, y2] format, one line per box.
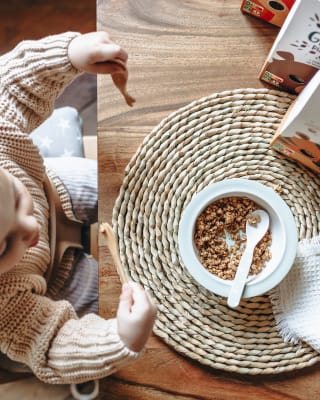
[97, 1, 320, 398]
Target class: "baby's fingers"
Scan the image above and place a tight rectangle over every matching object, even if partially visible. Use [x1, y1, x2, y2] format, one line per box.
[91, 60, 126, 75]
[94, 43, 128, 64]
[131, 283, 157, 316]
[117, 283, 134, 318]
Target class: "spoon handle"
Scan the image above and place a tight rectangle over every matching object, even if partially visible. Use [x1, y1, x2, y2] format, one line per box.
[227, 247, 254, 308]
[100, 222, 129, 284]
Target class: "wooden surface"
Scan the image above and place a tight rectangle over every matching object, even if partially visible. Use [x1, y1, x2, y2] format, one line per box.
[97, 1, 320, 399]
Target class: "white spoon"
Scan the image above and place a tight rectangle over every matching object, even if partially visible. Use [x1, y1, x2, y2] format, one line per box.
[227, 210, 270, 308]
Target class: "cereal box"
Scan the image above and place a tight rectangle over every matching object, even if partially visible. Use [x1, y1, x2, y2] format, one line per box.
[271, 70, 320, 173]
[240, 0, 295, 27]
[259, 0, 320, 94]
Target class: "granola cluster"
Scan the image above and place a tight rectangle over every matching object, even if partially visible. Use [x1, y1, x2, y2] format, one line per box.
[194, 196, 272, 280]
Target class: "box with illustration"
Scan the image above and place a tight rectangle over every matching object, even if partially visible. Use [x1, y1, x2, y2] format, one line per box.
[241, 0, 295, 27]
[271, 70, 320, 173]
[259, 0, 320, 94]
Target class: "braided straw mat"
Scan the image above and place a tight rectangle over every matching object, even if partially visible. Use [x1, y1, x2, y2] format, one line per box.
[113, 88, 320, 375]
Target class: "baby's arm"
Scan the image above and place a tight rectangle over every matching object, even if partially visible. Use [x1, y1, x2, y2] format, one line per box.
[0, 276, 156, 384]
[0, 31, 132, 135]
[0, 32, 80, 133]
[47, 282, 157, 384]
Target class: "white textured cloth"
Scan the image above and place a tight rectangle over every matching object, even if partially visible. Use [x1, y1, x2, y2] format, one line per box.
[270, 235, 320, 352]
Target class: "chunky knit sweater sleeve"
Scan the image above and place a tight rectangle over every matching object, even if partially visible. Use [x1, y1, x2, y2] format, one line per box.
[0, 32, 79, 134]
[0, 32, 140, 384]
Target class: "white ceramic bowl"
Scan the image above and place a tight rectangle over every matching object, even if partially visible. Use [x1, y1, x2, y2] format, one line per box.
[178, 178, 298, 299]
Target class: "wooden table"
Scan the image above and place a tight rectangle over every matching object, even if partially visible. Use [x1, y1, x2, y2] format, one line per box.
[97, 1, 320, 398]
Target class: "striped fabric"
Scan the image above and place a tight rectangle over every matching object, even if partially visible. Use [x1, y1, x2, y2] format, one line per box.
[44, 157, 98, 315]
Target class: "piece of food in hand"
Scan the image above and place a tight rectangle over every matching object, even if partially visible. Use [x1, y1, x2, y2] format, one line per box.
[111, 59, 136, 107]
[112, 70, 136, 107]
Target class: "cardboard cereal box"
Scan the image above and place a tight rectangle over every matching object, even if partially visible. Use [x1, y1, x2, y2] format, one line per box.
[241, 0, 295, 27]
[259, 0, 320, 94]
[271, 70, 320, 173]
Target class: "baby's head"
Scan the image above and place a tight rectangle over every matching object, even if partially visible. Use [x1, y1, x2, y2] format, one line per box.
[0, 167, 40, 273]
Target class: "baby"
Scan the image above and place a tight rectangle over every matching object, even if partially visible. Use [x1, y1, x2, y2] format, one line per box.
[0, 31, 156, 384]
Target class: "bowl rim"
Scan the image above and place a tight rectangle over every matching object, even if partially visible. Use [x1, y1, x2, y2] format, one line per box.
[178, 178, 298, 298]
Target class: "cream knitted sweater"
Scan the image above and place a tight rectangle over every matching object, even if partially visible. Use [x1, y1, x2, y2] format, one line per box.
[0, 32, 139, 384]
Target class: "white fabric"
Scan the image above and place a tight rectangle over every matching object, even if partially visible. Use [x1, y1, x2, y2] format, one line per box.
[31, 107, 84, 157]
[270, 235, 320, 352]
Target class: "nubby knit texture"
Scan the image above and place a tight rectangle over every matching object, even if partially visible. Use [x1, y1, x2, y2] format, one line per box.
[0, 32, 139, 384]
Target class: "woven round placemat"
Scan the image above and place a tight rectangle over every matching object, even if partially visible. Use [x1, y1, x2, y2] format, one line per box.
[113, 88, 320, 375]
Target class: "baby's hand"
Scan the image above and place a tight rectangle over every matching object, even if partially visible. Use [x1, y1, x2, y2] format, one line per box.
[117, 282, 157, 352]
[68, 31, 135, 106]
[68, 31, 127, 75]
